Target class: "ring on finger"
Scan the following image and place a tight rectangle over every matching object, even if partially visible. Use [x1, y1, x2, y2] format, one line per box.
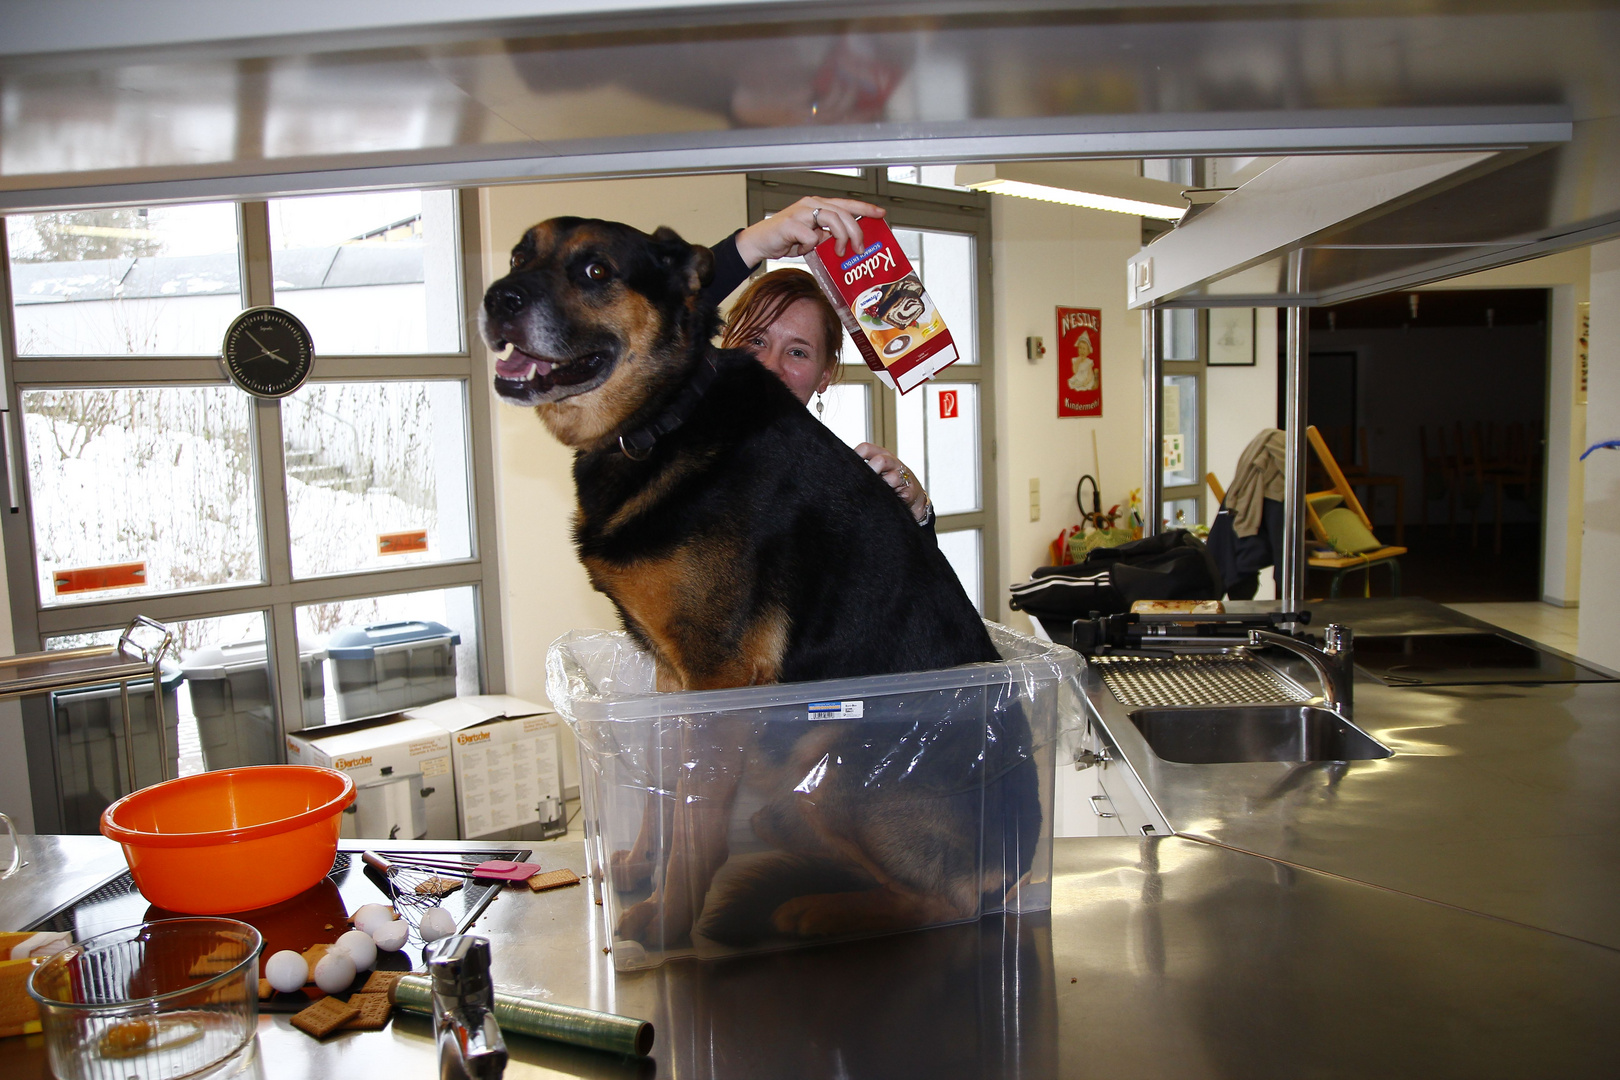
[811, 207, 825, 230]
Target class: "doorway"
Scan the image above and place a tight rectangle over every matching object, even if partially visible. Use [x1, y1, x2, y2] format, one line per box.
[1295, 289, 1550, 602]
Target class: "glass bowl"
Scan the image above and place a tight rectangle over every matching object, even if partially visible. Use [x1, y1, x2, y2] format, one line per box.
[28, 918, 262, 1080]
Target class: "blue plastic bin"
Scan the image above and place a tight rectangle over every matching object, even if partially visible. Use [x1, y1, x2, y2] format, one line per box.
[326, 620, 462, 721]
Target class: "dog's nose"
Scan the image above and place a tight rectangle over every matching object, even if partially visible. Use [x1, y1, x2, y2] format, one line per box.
[485, 284, 528, 319]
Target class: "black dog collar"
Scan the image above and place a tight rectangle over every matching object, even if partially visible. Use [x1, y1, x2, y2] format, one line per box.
[618, 355, 720, 461]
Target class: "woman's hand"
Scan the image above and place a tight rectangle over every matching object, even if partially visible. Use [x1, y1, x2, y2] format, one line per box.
[734, 197, 885, 265]
[856, 442, 931, 524]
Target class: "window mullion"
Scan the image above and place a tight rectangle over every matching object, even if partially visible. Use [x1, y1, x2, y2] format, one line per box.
[239, 200, 306, 739]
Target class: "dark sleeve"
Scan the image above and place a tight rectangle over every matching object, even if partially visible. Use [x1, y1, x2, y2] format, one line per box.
[919, 504, 938, 547]
[700, 230, 755, 311]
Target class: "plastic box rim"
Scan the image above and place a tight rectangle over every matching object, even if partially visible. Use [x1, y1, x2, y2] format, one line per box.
[549, 621, 1078, 723]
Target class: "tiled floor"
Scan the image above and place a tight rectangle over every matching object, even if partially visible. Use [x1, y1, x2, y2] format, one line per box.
[1443, 601, 1581, 655]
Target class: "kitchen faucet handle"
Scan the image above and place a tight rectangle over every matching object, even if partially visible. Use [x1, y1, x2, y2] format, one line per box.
[1323, 624, 1352, 654]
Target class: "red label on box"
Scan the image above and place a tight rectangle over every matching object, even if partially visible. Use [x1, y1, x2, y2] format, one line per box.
[53, 561, 147, 595]
[378, 530, 429, 556]
[1057, 307, 1102, 417]
[804, 218, 959, 394]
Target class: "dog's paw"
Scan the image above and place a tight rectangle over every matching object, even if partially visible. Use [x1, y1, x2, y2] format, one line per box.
[770, 893, 852, 938]
[616, 897, 689, 950]
[610, 848, 653, 893]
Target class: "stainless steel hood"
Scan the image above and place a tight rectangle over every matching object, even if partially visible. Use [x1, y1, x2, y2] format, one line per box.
[1127, 114, 1620, 309]
[0, 2, 1618, 211]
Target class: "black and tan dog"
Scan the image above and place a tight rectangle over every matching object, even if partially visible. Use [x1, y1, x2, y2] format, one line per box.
[482, 217, 1038, 949]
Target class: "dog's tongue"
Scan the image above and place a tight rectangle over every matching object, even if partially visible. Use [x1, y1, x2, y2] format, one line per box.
[496, 349, 553, 381]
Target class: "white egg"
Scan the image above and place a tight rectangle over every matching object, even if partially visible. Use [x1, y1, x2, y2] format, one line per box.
[371, 920, 409, 952]
[333, 930, 376, 972]
[418, 907, 457, 942]
[351, 903, 395, 937]
[313, 950, 357, 994]
[264, 950, 308, 994]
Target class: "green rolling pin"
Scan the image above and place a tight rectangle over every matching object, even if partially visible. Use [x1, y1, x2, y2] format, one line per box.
[390, 972, 655, 1058]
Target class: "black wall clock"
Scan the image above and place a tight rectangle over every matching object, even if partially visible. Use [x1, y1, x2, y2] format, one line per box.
[221, 306, 314, 398]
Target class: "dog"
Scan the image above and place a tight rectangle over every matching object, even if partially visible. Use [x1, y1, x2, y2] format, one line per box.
[481, 217, 1039, 949]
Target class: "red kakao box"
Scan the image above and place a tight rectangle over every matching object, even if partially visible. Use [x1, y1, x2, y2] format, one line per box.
[804, 218, 959, 394]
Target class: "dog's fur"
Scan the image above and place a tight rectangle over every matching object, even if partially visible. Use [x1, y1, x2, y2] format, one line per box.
[482, 217, 1038, 948]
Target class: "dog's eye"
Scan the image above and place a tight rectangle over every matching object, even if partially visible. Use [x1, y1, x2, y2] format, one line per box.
[585, 262, 610, 282]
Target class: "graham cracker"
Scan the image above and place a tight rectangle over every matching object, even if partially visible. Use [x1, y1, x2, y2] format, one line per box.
[341, 993, 393, 1031]
[359, 969, 408, 996]
[291, 996, 360, 1039]
[301, 943, 332, 969]
[188, 942, 247, 977]
[527, 868, 581, 892]
[414, 875, 463, 897]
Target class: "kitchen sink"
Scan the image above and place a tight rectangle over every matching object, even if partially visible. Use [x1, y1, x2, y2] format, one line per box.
[1129, 705, 1392, 764]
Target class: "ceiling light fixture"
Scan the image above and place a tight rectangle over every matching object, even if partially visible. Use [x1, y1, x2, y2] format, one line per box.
[963, 176, 1187, 221]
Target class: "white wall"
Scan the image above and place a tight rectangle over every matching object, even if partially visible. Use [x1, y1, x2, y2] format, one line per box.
[478, 175, 749, 791]
[1578, 239, 1620, 668]
[989, 192, 1145, 634]
[0, 529, 31, 832]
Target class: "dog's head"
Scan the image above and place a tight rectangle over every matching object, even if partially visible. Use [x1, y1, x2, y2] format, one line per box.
[481, 218, 715, 447]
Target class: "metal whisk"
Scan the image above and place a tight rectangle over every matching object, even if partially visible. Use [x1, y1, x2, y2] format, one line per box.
[361, 850, 475, 930]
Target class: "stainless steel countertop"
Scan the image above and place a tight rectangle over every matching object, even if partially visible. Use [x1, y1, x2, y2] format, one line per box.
[1082, 597, 1620, 951]
[9, 598, 1619, 1077]
[10, 835, 1618, 1079]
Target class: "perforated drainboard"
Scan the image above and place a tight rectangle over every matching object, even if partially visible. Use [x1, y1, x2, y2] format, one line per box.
[1091, 654, 1311, 708]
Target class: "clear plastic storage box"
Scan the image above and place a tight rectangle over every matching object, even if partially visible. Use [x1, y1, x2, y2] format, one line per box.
[326, 620, 461, 722]
[182, 641, 328, 769]
[50, 664, 184, 834]
[548, 621, 1076, 970]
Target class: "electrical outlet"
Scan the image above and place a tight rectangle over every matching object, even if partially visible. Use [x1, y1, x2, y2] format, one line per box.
[1029, 478, 1040, 522]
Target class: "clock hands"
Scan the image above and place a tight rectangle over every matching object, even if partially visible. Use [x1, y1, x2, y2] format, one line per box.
[243, 328, 291, 365]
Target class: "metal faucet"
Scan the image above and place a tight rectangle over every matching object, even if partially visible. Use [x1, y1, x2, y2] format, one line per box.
[426, 935, 508, 1080]
[1248, 624, 1355, 714]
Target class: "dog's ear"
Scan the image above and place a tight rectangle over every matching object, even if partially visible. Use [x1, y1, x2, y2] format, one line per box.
[650, 226, 715, 295]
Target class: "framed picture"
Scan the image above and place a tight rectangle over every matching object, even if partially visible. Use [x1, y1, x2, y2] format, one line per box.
[1057, 307, 1102, 417]
[1578, 300, 1589, 405]
[1207, 308, 1256, 366]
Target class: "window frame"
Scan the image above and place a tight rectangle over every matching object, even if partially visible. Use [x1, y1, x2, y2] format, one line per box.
[747, 169, 1000, 616]
[0, 190, 506, 832]
[1160, 308, 1209, 527]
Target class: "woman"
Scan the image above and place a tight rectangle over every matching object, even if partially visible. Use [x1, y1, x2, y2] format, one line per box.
[705, 198, 935, 527]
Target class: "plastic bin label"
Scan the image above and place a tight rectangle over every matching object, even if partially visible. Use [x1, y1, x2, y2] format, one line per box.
[807, 700, 863, 720]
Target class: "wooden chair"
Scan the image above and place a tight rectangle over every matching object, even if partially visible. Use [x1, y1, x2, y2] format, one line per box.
[1305, 425, 1408, 598]
[1480, 421, 1542, 555]
[1417, 424, 1457, 536]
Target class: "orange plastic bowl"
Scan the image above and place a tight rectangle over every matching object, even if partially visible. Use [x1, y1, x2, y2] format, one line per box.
[101, 766, 355, 914]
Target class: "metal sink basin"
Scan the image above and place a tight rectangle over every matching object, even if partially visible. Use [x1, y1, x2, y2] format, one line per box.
[1129, 705, 1392, 764]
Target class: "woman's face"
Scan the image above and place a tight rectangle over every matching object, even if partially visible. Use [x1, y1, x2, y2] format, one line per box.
[746, 298, 834, 405]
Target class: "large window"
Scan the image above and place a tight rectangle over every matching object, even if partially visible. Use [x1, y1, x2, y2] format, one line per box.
[748, 168, 997, 614]
[1, 191, 503, 833]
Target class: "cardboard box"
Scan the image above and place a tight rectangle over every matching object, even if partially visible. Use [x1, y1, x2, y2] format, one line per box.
[407, 695, 567, 842]
[804, 217, 959, 394]
[285, 715, 458, 841]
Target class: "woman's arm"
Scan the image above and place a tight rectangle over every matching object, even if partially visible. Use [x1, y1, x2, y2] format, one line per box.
[856, 442, 933, 530]
[704, 196, 886, 308]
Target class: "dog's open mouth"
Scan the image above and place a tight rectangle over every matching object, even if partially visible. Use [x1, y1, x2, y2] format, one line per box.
[491, 342, 614, 403]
